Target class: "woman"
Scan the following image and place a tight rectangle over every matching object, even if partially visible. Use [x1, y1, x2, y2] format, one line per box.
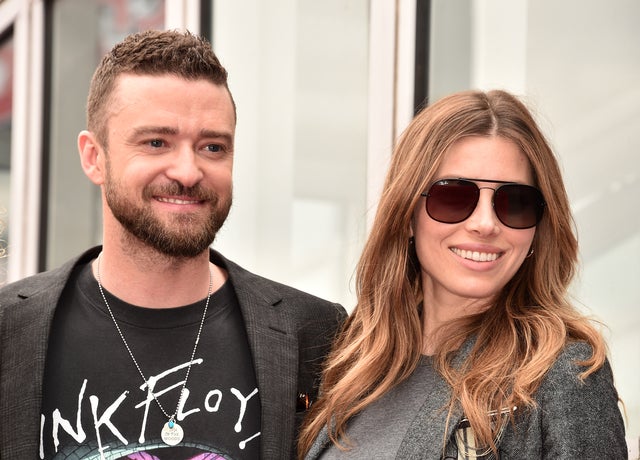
[298, 90, 627, 459]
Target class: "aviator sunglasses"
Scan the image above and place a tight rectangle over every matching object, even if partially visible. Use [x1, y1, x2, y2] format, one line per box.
[421, 178, 546, 229]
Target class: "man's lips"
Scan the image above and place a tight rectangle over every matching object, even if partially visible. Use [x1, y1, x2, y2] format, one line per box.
[155, 196, 204, 205]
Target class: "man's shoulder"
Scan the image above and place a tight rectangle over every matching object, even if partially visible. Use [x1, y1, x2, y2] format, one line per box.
[0, 265, 65, 305]
[0, 247, 98, 307]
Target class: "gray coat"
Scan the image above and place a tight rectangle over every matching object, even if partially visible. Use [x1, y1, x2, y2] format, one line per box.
[306, 341, 627, 459]
[0, 246, 347, 460]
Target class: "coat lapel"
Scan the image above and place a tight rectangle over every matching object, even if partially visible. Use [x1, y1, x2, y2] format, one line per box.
[0, 290, 56, 457]
[304, 425, 331, 459]
[396, 338, 476, 459]
[395, 375, 463, 459]
[216, 252, 299, 460]
[0, 250, 92, 458]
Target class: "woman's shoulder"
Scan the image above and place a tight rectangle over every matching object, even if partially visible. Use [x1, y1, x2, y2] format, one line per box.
[537, 340, 616, 403]
[500, 341, 627, 458]
[546, 340, 596, 373]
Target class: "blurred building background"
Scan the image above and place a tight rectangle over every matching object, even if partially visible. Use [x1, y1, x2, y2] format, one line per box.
[0, 0, 638, 455]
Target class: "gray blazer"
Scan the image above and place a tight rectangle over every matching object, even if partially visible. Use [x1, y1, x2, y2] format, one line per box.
[0, 246, 347, 460]
[306, 342, 627, 459]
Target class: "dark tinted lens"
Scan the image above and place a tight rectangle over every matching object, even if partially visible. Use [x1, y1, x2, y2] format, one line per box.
[426, 180, 479, 224]
[493, 184, 545, 229]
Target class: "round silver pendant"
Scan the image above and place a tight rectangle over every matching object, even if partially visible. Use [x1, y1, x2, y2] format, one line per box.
[161, 421, 184, 446]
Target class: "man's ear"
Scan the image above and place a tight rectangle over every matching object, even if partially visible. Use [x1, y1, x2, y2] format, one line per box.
[78, 130, 105, 185]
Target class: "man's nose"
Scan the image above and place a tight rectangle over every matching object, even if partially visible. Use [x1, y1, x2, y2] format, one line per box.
[165, 145, 204, 188]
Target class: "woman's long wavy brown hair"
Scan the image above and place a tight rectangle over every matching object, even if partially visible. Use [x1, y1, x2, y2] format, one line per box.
[297, 90, 606, 457]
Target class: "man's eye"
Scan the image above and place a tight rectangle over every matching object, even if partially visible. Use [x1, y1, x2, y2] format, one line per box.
[149, 139, 164, 148]
[206, 144, 222, 153]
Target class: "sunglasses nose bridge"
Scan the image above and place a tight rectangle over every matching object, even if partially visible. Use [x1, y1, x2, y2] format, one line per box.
[476, 185, 502, 212]
[477, 185, 498, 193]
[465, 187, 501, 230]
[476, 185, 499, 207]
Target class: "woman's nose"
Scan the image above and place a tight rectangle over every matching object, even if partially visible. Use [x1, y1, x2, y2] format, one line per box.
[464, 188, 500, 235]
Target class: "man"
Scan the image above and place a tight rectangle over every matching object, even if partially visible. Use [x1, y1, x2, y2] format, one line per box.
[0, 29, 345, 460]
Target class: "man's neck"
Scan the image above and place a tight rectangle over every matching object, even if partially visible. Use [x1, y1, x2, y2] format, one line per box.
[92, 243, 227, 309]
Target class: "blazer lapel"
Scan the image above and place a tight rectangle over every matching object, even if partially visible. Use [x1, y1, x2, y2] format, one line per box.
[0, 250, 92, 458]
[304, 425, 331, 459]
[397, 338, 476, 459]
[396, 378, 463, 459]
[0, 290, 56, 457]
[217, 252, 299, 460]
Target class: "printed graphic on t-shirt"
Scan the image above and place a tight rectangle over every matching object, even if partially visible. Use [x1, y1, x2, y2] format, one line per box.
[40, 357, 261, 459]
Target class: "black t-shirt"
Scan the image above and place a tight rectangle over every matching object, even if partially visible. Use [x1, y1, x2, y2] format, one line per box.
[40, 262, 261, 459]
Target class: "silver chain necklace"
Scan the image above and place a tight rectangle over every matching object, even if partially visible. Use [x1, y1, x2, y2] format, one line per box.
[95, 253, 212, 446]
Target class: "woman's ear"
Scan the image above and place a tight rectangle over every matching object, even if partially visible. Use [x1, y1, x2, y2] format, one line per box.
[78, 130, 105, 185]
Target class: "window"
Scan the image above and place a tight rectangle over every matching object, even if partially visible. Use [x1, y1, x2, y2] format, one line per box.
[45, 0, 165, 269]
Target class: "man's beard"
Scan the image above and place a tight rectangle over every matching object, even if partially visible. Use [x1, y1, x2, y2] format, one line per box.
[104, 175, 231, 258]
